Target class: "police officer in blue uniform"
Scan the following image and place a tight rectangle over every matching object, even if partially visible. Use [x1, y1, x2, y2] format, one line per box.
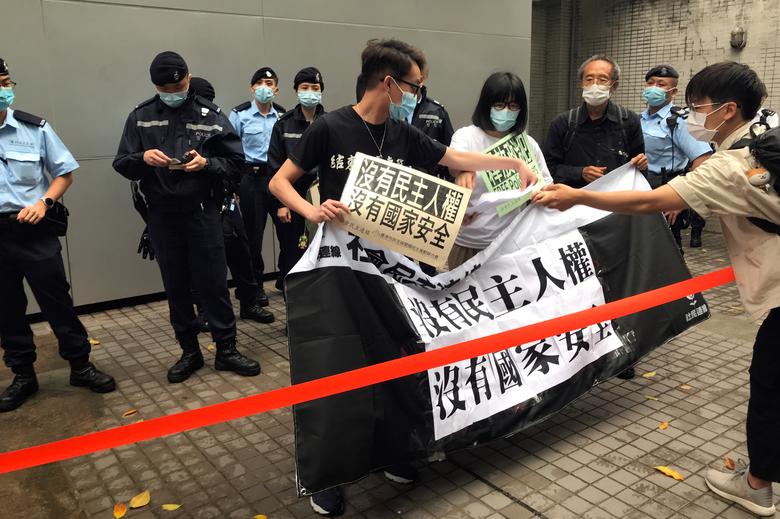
[268, 67, 324, 292]
[229, 67, 286, 307]
[0, 58, 115, 411]
[113, 52, 260, 383]
[640, 65, 712, 250]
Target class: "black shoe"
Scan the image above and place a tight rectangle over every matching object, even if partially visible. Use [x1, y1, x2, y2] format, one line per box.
[0, 374, 39, 412]
[70, 363, 116, 393]
[690, 232, 703, 248]
[196, 310, 210, 333]
[167, 350, 204, 383]
[256, 290, 269, 307]
[215, 343, 260, 376]
[384, 463, 418, 484]
[310, 487, 345, 516]
[240, 304, 275, 324]
[617, 367, 635, 380]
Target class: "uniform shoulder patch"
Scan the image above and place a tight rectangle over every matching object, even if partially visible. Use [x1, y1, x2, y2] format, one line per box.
[12, 110, 46, 127]
[194, 96, 220, 113]
[232, 101, 252, 113]
[134, 96, 157, 110]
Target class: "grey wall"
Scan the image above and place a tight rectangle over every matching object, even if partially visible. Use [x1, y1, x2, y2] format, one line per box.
[530, 0, 780, 143]
[3, 0, 532, 311]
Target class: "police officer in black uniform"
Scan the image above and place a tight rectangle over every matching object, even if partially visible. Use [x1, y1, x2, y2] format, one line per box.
[411, 64, 454, 180]
[113, 52, 260, 383]
[268, 67, 325, 292]
[0, 57, 115, 411]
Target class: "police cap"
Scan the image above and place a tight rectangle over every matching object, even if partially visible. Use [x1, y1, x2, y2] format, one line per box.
[294, 67, 324, 91]
[251, 67, 278, 85]
[150, 51, 189, 86]
[190, 77, 215, 102]
[645, 64, 679, 82]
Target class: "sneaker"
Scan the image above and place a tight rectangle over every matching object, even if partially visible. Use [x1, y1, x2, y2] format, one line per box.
[384, 463, 418, 484]
[310, 486, 344, 516]
[705, 461, 776, 517]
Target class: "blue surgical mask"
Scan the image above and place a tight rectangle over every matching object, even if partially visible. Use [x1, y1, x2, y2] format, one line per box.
[0, 88, 14, 111]
[490, 107, 519, 132]
[388, 78, 417, 122]
[254, 85, 275, 104]
[298, 90, 321, 109]
[158, 89, 188, 108]
[642, 86, 669, 107]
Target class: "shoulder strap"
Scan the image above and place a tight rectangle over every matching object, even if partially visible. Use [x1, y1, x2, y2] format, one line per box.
[617, 104, 630, 151]
[12, 110, 46, 127]
[563, 107, 579, 153]
[232, 101, 252, 113]
[194, 96, 220, 113]
[134, 96, 157, 111]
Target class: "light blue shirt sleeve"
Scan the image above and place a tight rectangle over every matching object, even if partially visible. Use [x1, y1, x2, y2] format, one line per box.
[673, 117, 713, 163]
[228, 110, 241, 134]
[41, 122, 79, 177]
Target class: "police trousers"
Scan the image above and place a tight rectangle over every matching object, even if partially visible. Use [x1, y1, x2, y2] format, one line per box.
[223, 199, 259, 306]
[0, 223, 90, 371]
[239, 165, 273, 286]
[147, 203, 236, 349]
[747, 307, 780, 481]
[272, 208, 307, 292]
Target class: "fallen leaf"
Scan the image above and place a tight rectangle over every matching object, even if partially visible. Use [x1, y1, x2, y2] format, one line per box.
[253, 515, 268, 519]
[645, 395, 659, 401]
[642, 371, 657, 378]
[206, 343, 216, 352]
[88, 338, 101, 346]
[659, 421, 670, 430]
[724, 457, 736, 470]
[161, 504, 182, 511]
[655, 465, 685, 481]
[113, 503, 127, 518]
[122, 409, 138, 418]
[679, 384, 693, 391]
[129, 490, 151, 509]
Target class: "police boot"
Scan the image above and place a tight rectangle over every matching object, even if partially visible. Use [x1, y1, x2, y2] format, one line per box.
[70, 360, 116, 393]
[0, 370, 39, 412]
[256, 289, 270, 307]
[690, 229, 703, 248]
[215, 341, 261, 377]
[167, 346, 204, 383]
[240, 303, 275, 324]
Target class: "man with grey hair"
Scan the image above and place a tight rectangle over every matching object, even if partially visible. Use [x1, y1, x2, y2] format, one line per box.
[544, 54, 647, 190]
[543, 55, 646, 379]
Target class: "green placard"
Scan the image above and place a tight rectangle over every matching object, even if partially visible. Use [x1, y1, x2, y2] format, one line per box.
[478, 132, 544, 216]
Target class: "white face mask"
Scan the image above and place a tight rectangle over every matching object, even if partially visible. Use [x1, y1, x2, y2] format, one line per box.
[687, 104, 727, 142]
[582, 84, 611, 106]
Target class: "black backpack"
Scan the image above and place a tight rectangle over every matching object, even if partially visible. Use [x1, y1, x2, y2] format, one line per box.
[729, 109, 780, 234]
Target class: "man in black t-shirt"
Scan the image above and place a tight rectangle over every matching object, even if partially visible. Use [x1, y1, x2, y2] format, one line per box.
[269, 38, 537, 517]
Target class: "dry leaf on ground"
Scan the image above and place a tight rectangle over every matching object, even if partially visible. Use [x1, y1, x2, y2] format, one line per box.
[253, 515, 268, 519]
[654, 466, 685, 481]
[88, 338, 101, 346]
[129, 490, 151, 509]
[679, 384, 693, 391]
[659, 421, 670, 430]
[161, 504, 181, 511]
[207, 343, 216, 352]
[724, 457, 736, 470]
[642, 371, 657, 378]
[122, 409, 138, 418]
[113, 503, 127, 518]
[645, 395, 659, 401]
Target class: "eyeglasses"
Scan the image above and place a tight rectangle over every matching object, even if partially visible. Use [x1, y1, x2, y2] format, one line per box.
[0, 80, 17, 89]
[492, 102, 521, 111]
[392, 76, 421, 95]
[582, 77, 612, 87]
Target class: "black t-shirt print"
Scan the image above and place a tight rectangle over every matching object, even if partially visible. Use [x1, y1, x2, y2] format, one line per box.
[289, 105, 448, 202]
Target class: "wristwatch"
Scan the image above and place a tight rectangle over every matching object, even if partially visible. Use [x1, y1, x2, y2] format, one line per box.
[40, 197, 54, 209]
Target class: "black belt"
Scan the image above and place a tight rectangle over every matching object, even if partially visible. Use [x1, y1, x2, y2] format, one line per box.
[245, 162, 270, 176]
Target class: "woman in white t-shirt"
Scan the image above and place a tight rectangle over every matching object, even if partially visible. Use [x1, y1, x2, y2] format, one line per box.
[448, 72, 553, 268]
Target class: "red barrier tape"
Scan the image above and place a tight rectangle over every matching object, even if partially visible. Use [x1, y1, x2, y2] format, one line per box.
[0, 267, 735, 475]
